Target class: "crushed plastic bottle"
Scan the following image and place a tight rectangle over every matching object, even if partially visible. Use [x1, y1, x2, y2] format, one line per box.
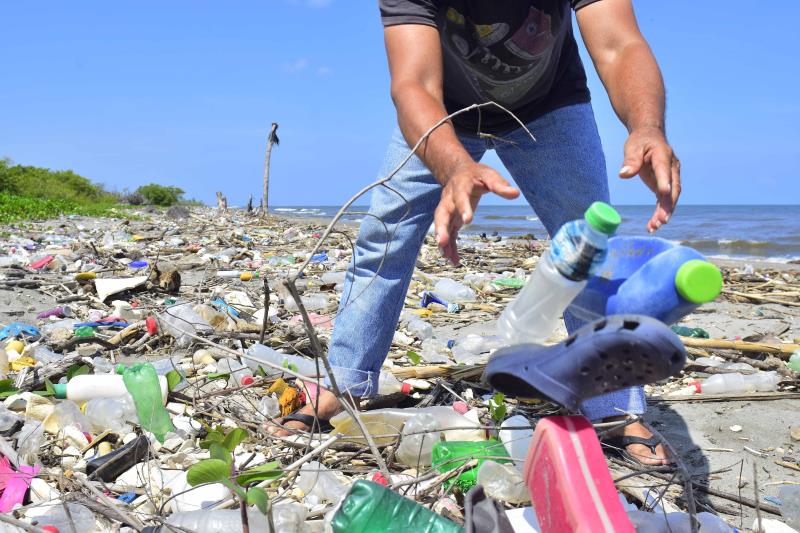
[789, 350, 800, 373]
[434, 278, 476, 303]
[16, 420, 45, 462]
[284, 293, 328, 312]
[258, 395, 280, 418]
[406, 318, 434, 341]
[118, 363, 174, 442]
[163, 503, 308, 533]
[431, 440, 512, 491]
[498, 202, 620, 344]
[158, 303, 213, 347]
[476, 459, 531, 504]
[671, 325, 711, 338]
[419, 338, 451, 363]
[395, 407, 485, 466]
[84, 396, 137, 433]
[296, 460, 349, 504]
[450, 334, 505, 365]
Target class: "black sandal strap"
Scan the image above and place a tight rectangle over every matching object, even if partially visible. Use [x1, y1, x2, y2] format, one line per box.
[281, 412, 333, 433]
[615, 435, 662, 454]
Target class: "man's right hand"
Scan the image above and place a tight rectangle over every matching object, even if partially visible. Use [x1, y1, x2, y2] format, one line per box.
[434, 162, 520, 265]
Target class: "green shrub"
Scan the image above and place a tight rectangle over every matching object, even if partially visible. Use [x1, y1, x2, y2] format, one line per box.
[136, 183, 185, 206]
[0, 193, 119, 223]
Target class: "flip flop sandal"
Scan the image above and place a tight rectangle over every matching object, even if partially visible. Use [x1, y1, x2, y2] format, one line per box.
[603, 435, 674, 466]
[279, 411, 333, 433]
[485, 314, 686, 411]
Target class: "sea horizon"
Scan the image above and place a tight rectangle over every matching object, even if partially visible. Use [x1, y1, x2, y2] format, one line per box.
[268, 204, 800, 264]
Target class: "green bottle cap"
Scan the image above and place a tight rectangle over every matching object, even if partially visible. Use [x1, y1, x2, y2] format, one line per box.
[675, 260, 723, 304]
[53, 383, 67, 399]
[584, 202, 621, 235]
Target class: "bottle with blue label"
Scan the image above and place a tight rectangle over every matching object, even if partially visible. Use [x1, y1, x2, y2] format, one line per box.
[568, 237, 723, 325]
[497, 202, 621, 345]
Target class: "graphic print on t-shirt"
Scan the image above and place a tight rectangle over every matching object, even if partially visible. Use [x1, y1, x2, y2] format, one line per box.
[441, 4, 562, 107]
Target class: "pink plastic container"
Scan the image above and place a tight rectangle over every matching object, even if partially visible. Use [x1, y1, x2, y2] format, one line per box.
[524, 416, 633, 533]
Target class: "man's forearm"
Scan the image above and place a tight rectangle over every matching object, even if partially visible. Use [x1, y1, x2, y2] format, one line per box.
[599, 41, 665, 133]
[392, 82, 473, 185]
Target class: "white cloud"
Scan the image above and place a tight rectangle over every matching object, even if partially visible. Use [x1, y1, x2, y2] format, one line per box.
[316, 66, 332, 76]
[283, 58, 309, 73]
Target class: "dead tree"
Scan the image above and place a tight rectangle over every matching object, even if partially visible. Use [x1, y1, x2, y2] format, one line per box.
[216, 191, 227, 211]
[262, 122, 279, 217]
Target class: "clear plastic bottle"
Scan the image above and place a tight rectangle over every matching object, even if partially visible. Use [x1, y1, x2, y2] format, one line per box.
[433, 278, 476, 303]
[497, 202, 620, 345]
[244, 343, 327, 379]
[84, 396, 137, 433]
[697, 371, 780, 394]
[394, 408, 485, 466]
[419, 338, 451, 363]
[694, 357, 754, 372]
[296, 461, 348, 504]
[284, 294, 328, 312]
[217, 358, 255, 386]
[164, 503, 308, 533]
[331, 406, 483, 448]
[450, 334, 505, 365]
[377, 373, 411, 395]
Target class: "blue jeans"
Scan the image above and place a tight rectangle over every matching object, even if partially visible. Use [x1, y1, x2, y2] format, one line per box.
[325, 102, 646, 421]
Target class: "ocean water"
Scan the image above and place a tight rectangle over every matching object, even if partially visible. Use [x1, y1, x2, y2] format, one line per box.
[271, 205, 800, 263]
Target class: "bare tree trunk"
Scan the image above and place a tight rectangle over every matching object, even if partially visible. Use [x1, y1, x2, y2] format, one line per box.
[216, 191, 227, 211]
[262, 122, 279, 218]
[246, 195, 253, 214]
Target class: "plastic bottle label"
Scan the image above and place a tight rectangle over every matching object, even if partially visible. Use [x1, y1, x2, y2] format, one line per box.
[550, 220, 606, 281]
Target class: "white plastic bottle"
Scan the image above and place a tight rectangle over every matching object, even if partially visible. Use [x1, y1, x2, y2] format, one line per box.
[217, 358, 255, 386]
[499, 415, 535, 472]
[497, 202, 620, 345]
[52, 374, 168, 404]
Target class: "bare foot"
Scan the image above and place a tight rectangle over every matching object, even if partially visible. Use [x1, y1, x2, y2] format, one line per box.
[604, 416, 670, 466]
[265, 388, 346, 437]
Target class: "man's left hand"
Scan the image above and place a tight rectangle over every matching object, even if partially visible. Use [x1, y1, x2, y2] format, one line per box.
[619, 127, 681, 232]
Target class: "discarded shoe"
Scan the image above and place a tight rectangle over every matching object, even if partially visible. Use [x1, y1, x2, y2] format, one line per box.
[484, 315, 686, 411]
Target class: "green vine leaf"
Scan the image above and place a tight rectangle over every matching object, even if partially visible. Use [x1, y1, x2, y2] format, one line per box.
[236, 461, 282, 486]
[186, 459, 229, 486]
[247, 487, 269, 515]
[222, 428, 249, 452]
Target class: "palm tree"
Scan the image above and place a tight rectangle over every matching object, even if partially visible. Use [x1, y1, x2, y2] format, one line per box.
[262, 122, 279, 216]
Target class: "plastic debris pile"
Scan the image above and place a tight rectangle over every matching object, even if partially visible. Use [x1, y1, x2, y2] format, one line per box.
[0, 206, 798, 532]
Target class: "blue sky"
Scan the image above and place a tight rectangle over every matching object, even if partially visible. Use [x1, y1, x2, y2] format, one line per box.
[1, 1, 798, 207]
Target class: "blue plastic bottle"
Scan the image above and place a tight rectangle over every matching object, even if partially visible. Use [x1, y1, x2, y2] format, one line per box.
[569, 237, 723, 325]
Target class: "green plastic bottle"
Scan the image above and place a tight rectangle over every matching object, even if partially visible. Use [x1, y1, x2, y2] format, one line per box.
[74, 326, 96, 337]
[431, 439, 511, 492]
[331, 480, 462, 533]
[117, 363, 174, 442]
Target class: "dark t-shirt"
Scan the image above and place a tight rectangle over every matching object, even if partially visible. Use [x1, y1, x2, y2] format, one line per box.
[379, 0, 600, 134]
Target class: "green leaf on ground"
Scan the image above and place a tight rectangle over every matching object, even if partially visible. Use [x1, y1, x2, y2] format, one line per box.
[0, 379, 18, 399]
[66, 363, 90, 381]
[186, 459, 229, 486]
[165, 370, 182, 391]
[236, 461, 282, 486]
[247, 487, 270, 514]
[406, 350, 421, 365]
[209, 442, 232, 465]
[222, 428, 249, 452]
